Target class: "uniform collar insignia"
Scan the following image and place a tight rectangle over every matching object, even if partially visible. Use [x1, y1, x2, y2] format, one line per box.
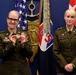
[62, 33, 64, 36]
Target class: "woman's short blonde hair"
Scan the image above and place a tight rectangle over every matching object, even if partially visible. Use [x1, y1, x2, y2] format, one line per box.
[64, 9, 76, 17]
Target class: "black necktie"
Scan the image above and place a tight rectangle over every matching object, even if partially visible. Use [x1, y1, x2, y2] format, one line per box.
[68, 31, 72, 35]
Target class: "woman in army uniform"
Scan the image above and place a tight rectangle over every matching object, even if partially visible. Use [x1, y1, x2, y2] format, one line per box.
[53, 9, 76, 75]
[0, 10, 33, 75]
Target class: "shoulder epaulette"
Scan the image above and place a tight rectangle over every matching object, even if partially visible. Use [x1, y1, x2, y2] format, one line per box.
[57, 27, 64, 30]
[0, 31, 4, 34]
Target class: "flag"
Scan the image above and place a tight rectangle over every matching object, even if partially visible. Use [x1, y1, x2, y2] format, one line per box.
[38, 0, 56, 75]
[15, 0, 28, 30]
[39, 0, 54, 52]
[69, 0, 76, 26]
[15, 1, 38, 75]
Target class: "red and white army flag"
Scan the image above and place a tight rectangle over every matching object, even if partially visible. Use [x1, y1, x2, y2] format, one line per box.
[69, 0, 76, 26]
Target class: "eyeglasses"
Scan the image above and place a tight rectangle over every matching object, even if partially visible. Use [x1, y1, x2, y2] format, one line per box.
[7, 17, 19, 21]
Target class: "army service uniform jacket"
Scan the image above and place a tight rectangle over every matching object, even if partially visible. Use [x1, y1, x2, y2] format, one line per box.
[0, 28, 33, 75]
[52, 26, 76, 73]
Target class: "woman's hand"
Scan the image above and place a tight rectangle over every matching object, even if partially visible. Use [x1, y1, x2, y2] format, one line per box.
[9, 33, 17, 45]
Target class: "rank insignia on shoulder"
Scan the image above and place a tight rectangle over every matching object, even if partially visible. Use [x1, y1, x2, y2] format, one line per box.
[0, 31, 4, 34]
[57, 27, 63, 30]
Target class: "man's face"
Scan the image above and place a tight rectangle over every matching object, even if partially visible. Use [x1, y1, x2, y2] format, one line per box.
[7, 12, 19, 30]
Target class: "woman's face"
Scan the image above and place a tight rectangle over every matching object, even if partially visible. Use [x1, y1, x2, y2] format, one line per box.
[7, 11, 19, 30]
[64, 11, 76, 26]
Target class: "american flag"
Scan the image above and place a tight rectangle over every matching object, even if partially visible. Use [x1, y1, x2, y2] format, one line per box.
[15, 0, 28, 30]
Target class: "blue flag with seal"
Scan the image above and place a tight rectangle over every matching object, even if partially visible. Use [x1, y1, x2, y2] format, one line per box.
[38, 0, 56, 75]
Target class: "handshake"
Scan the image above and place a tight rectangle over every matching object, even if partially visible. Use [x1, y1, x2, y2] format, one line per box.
[9, 32, 28, 45]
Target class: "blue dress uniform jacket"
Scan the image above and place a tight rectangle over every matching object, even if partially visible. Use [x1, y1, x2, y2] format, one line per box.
[0, 29, 33, 75]
[53, 26, 76, 73]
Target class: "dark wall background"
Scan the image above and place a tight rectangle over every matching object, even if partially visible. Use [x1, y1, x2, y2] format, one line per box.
[51, 0, 69, 31]
[0, 0, 16, 31]
[0, 0, 69, 32]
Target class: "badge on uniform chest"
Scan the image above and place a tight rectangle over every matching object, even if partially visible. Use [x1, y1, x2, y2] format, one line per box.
[3, 37, 10, 42]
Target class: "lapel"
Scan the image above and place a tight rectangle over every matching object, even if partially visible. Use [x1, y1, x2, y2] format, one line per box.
[63, 26, 76, 39]
[70, 27, 76, 38]
[63, 27, 70, 39]
[4, 28, 21, 42]
[4, 29, 10, 36]
[16, 28, 21, 35]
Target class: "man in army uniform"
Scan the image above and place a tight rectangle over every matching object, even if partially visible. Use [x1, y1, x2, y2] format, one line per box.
[52, 9, 76, 75]
[0, 10, 33, 75]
